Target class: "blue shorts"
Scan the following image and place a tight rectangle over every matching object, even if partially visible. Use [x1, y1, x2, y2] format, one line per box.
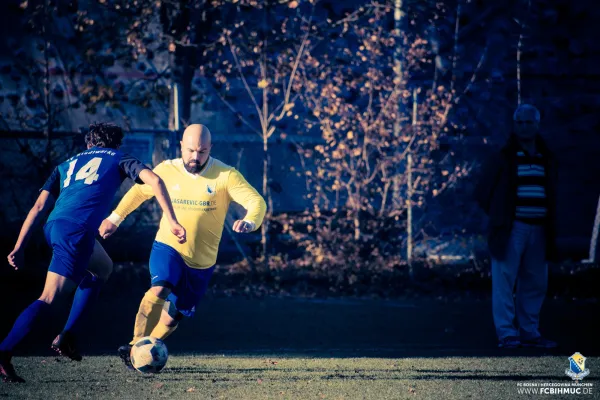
[43, 219, 95, 284]
[149, 241, 215, 317]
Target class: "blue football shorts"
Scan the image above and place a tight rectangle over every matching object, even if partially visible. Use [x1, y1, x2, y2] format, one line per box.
[43, 219, 96, 284]
[149, 241, 215, 317]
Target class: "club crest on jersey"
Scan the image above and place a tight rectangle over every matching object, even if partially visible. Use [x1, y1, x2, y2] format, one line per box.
[206, 184, 216, 196]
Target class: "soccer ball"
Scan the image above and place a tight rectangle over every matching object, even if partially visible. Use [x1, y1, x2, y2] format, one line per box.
[130, 337, 169, 373]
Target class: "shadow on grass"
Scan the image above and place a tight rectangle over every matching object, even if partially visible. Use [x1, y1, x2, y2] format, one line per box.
[47, 366, 598, 384]
[0, 271, 598, 359]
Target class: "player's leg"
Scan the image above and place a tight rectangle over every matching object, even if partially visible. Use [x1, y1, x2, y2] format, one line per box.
[129, 284, 172, 345]
[52, 240, 112, 360]
[86, 239, 114, 282]
[150, 265, 216, 341]
[150, 302, 183, 341]
[0, 220, 91, 382]
[130, 241, 187, 344]
[0, 271, 77, 382]
[118, 283, 173, 370]
[118, 242, 181, 369]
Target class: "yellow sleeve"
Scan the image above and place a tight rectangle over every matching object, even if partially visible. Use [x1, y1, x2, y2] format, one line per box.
[112, 163, 164, 221]
[227, 169, 266, 231]
[113, 183, 154, 220]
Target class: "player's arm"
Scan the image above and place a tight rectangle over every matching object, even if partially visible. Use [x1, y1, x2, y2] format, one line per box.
[102, 180, 155, 228]
[137, 169, 186, 243]
[226, 169, 267, 233]
[100, 158, 185, 243]
[99, 160, 158, 238]
[7, 169, 59, 270]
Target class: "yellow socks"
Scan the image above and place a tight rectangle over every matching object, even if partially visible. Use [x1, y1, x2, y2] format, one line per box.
[150, 322, 178, 341]
[130, 291, 165, 345]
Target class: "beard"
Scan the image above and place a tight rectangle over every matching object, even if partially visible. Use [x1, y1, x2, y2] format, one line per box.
[184, 158, 208, 174]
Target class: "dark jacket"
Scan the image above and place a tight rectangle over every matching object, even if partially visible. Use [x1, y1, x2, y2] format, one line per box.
[474, 134, 558, 261]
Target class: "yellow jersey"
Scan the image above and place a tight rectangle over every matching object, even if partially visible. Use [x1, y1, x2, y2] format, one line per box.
[109, 157, 266, 269]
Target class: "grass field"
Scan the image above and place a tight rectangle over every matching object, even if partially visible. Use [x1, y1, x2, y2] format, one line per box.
[2, 354, 596, 399]
[1, 293, 598, 399]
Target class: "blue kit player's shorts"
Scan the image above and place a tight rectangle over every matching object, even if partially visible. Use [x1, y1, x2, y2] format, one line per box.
[43, 219, 95, 284]
[149, 241, 215, 317]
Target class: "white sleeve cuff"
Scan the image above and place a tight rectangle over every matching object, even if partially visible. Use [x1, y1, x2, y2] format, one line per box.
[107, 212, 124, 227]
[243, 220, 256, 231]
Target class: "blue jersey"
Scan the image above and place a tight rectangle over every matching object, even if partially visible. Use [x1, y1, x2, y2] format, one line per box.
[42, 147, 148, 231]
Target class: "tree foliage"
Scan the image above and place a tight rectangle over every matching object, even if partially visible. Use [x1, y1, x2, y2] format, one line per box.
[272, 1, 479, 274]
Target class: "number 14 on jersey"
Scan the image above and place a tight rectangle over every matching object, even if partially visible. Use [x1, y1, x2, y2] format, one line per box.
[64, 157, 103, 187]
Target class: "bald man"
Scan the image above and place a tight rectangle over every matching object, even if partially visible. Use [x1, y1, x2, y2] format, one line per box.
[98, 124, 266, 368]
[475, 104, 558, 349]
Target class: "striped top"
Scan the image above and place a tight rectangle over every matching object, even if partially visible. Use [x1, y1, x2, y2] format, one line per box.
[515, 150, 547, 224]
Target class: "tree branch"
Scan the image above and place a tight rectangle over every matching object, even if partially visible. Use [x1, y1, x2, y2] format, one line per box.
[227, 35, 266, 135]
[210, 84, 262, 136]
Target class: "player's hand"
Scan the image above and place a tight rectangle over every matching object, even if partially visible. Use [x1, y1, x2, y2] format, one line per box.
[170, 222, 187, 244]
[99, 219, 118, 239]
[233, 220, 255, 233]
[7, 248, 24, 270]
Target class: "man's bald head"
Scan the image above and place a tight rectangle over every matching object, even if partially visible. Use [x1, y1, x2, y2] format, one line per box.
[180, 124, 213, 174]
[182, 124, 212, 147]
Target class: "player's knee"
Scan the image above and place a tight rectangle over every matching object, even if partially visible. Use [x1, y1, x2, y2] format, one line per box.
[149, 285, 171, 299]
[95, 259, 113, 282]
[38, 288, 69, 305]
[164, 301, 184, 327]
[39, 272, 75, 304]
[161, 312, 180, 328]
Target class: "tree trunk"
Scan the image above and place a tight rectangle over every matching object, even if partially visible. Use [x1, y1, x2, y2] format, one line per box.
[353, 186, 361, 241]
[407, 153, 413, 278]
[261, 135, 269, 263]
[392, 0, 406, 211]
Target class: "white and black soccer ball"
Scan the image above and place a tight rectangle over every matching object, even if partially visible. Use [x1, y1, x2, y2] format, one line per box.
[130, 337, 169, 373]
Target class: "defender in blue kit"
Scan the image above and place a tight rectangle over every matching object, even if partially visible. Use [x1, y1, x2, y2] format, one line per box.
[0, 123, 186, 383]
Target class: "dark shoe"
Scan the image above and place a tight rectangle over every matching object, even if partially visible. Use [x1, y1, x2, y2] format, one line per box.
[521, 336, 558, 349]
[0, 351, 25, 383]
[51, 332, 82, 361]
[498, 336, 521, 349]
[118, 344, 134, 370]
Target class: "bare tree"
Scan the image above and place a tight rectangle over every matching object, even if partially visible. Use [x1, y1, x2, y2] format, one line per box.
[199, 0, 315, 264]
[285, 1, 484, 273]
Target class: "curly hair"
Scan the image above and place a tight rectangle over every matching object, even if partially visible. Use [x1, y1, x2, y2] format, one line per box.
[85, 122, 124, 149]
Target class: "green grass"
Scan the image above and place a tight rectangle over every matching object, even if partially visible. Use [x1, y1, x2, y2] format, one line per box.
[3, 354, 596, 399]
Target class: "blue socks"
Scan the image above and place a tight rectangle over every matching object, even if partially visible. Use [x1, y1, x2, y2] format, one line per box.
[0, 272, 103, 353]
[0, 300, 51, 352]
[62, 271, 103, 335]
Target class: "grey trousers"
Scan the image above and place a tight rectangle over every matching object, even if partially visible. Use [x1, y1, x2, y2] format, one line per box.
[491, 221, 548, 340]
